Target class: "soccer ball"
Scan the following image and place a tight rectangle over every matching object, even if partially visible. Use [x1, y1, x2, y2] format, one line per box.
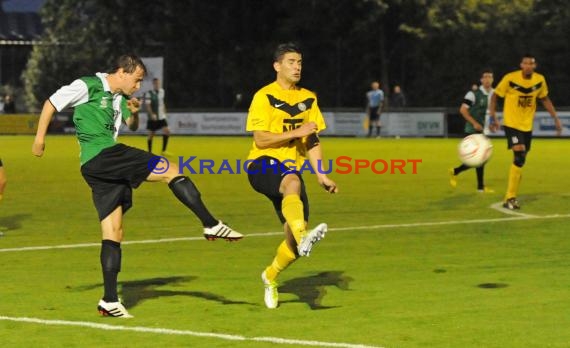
[457, 134, 493, 167]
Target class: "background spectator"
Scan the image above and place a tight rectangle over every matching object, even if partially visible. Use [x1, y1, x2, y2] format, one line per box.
[3, 95, 16, 113]
[390, 85, 406, 108]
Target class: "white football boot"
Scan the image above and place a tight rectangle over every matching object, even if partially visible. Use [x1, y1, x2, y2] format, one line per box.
[203, 221, 243, 241]
[297, 223, 327, 257]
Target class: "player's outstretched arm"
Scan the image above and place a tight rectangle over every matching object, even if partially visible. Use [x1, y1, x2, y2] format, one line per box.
[32, 100, 57, 157]
[540, 97, 562, 136]
[307, 138, 338, 194]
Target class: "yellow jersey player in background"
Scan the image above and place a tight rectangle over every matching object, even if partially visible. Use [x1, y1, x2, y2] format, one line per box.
[489, 54, 562, 210]
[246, 42, 338, 309]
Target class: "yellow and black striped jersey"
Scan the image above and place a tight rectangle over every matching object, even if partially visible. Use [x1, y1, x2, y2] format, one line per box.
[246, 81, 326, 168]
[494, 70, 549, 131]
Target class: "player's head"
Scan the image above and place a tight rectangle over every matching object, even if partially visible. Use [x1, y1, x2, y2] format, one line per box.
[273, 42, 302, 85]
[152, 78, 161, 90]
[109, 54, 147, 75]
[108, 54, 147, 95]
[273, 42, 302, 63]
[371, 81, 380, 90]
[520, 54, 536, 77]
[479, 68, 493, 89]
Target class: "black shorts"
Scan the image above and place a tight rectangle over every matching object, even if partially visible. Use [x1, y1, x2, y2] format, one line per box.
[503, 126, 532, 152]
[368, 106, 380, 121]
[247, 156, 309, 224]
[80, 144, 156, 221]
[147, 119, 168, 131]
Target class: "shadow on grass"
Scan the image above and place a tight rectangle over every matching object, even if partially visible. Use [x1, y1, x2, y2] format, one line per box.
[278, 271, 353, 310]
[0, 213, 31, 231]
[80, 276, 256, 308]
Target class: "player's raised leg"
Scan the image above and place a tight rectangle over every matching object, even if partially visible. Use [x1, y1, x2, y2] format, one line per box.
[147, 163, 242, 240]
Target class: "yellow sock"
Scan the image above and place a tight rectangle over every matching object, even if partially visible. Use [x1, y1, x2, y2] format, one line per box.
[505, 164, 522, 200]
[264, 240, 297, 282]
[282, 194, 305, 243]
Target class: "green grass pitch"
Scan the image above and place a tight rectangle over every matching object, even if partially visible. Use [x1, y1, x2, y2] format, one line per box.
[1, 134, 569, 347]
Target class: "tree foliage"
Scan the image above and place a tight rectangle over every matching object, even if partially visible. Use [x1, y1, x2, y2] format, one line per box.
[22, 0, 568, 110]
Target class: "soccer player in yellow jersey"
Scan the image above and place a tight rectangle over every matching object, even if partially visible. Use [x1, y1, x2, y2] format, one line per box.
[246, 43, 338, 309]
[489, 54, 562, 210]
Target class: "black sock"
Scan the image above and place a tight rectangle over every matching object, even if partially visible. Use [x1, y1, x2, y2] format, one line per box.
[368, 125, 372, 136]
[476, 165, 484, 190]
[101, 239, 121, 303]
[168, 176, 218, 227]
[376, 126, 381, 135]
[162, 135, 169, 152]
[454, 164, 470, 175]
[147, 139, 153, 153]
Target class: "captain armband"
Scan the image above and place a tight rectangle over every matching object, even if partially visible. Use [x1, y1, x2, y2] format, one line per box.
[306, 133, 320, 150]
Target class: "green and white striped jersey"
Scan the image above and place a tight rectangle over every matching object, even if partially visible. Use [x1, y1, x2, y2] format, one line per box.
[50, 73, 132, 165]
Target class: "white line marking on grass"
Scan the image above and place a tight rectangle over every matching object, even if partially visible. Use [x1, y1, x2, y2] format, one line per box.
[0, 236, 252, 253]
[328, 214, 570, 231]
[2, 214, 570, 254]
[489, 202, 538, 217]
[0, 315, 382, 348]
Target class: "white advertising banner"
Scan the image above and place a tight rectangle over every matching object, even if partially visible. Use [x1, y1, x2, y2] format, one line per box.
[171, 113, 246, 134]
[489, 111, 570, 137]
[117, 111, 570, 138]
[326, 112, 445, 137]
[119, 111, 447, 136]
[120, 112, 246, 135]
[381, 112, 445, 137]
[324, 112, 361, 136]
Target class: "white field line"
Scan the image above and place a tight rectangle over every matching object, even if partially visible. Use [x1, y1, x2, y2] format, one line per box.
[0, 315, 382, 348]
[489, 202, 538, 217]
[1, 212, 570, 254]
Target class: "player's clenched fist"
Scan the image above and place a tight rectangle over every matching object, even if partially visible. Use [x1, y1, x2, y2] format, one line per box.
[32, 141, 45, 157]
[127, 97, 141, 113]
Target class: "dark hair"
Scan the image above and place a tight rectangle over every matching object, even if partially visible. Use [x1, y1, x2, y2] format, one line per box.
[522, 53, 535, 60]
[480, 68, 493, 75]
[273, 42, 302, 62]
[108, 54, 147, 75]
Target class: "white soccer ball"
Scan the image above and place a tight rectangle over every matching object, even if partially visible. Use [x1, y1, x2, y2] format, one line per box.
[457, 134, 493, 167]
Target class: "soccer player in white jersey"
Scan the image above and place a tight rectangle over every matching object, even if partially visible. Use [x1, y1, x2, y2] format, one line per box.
[144, 78, 172, 155]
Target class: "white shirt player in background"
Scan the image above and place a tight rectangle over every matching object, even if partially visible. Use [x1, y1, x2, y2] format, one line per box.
[144, 78, 172, 155]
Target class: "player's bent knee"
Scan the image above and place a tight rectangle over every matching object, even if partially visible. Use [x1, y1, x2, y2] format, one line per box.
[154, 165, 181, 182]
[280, 175, 302, 195]
[513, 151, 526, 167]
